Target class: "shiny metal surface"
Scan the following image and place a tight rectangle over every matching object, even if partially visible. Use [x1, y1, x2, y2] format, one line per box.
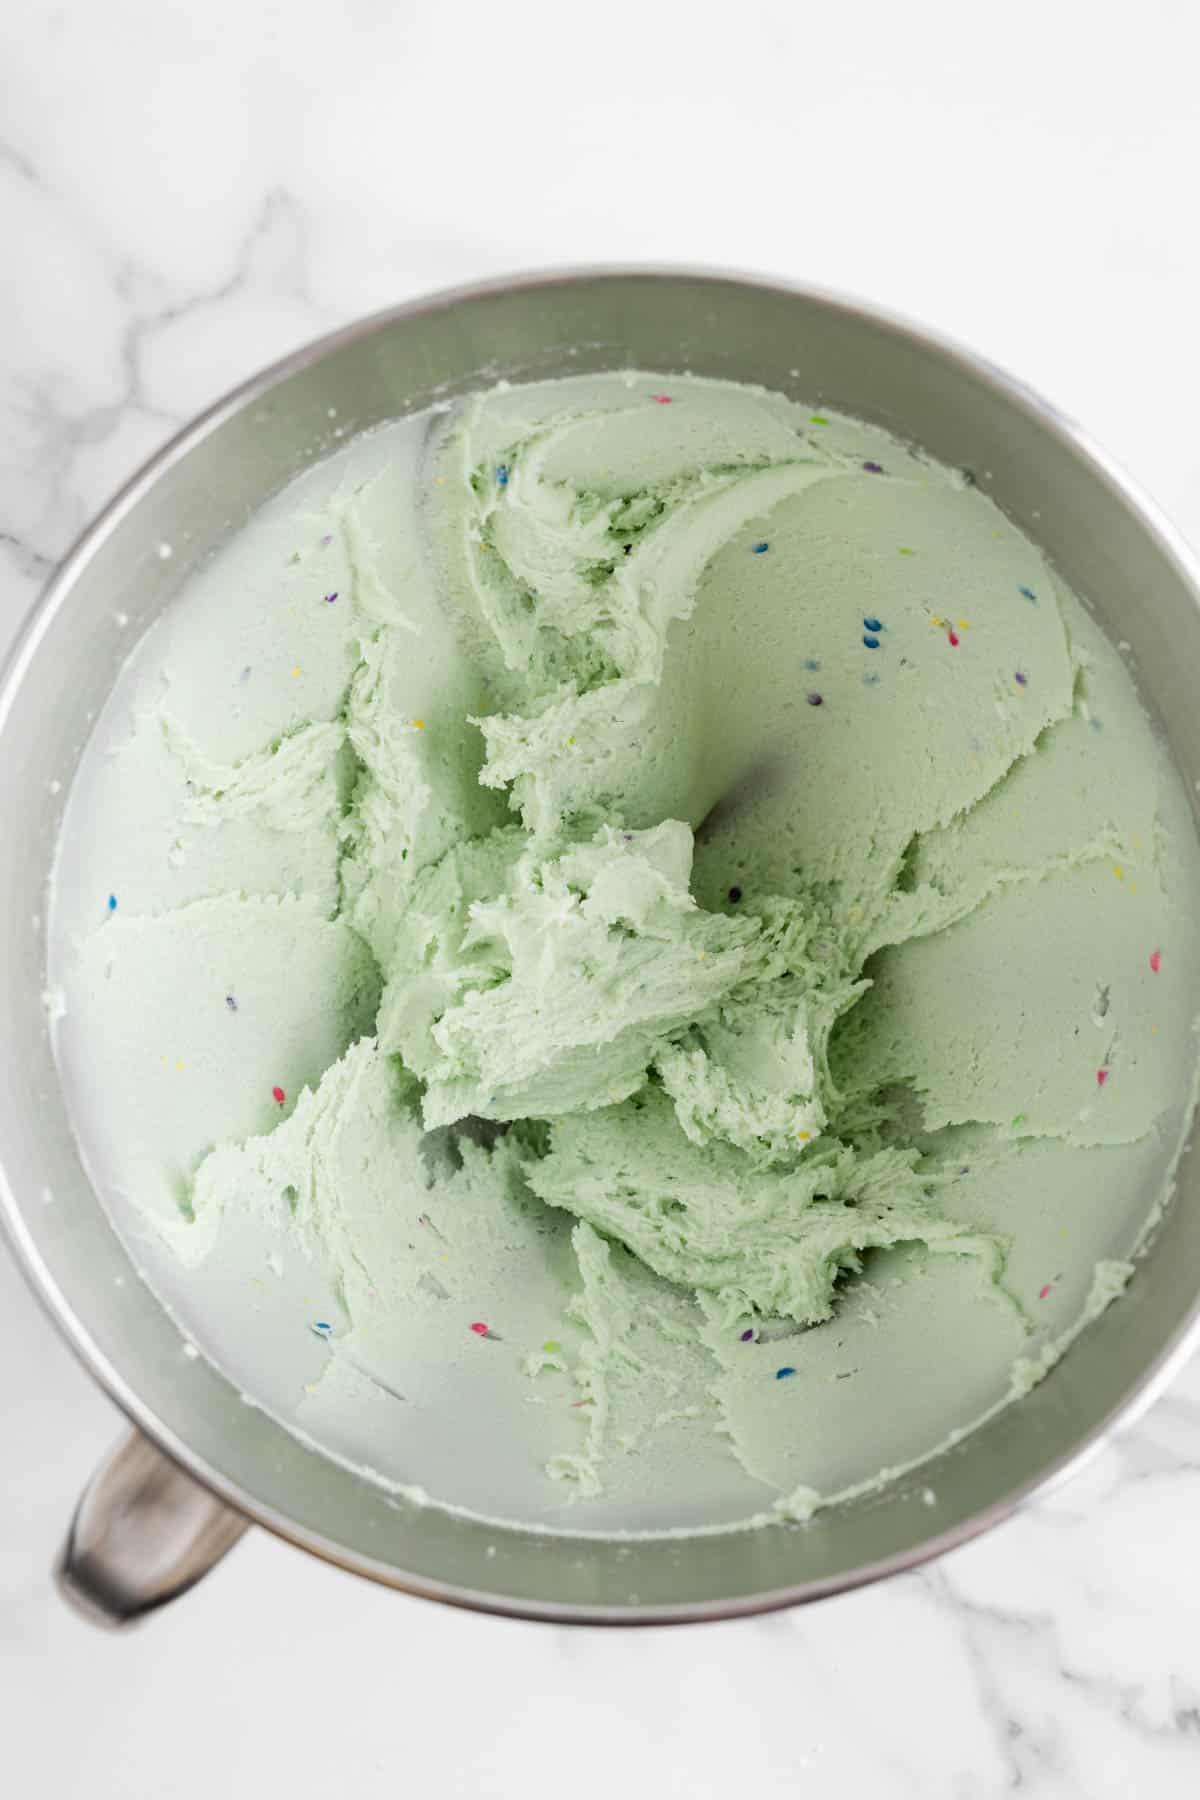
[2, 269, 1200, 1624]
[56, 1429, 247, 1629]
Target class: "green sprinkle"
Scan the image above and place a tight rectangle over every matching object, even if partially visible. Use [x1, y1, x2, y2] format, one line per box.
[1011, 1113, 1026, 1127]
[542, 1340, 561, 1354]
[898, 547, 916, 556]
[809, 414, 829, 425]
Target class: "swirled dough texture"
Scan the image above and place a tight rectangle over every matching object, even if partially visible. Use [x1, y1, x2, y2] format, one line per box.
[53, 374, 1200, 1530]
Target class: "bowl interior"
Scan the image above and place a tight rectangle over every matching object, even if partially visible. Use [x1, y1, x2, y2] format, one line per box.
[3, 271, 1200, 1619]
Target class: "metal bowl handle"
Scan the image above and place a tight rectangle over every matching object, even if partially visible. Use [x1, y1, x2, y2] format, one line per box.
[55, 1430, 248, 1628]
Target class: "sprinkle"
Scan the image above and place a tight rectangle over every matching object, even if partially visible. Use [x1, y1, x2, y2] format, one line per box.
[1015, 671, 1028, 686]
[495, 465, 509, 487]
[650, 394, 673, 405]
[272, 1085, 286, 1105]
[1150, 949, 1162, 973]
[225, 994, 238, 1012]
[323, 591, 338, 604]
[809, 414, 829, 425]
[930, 616, 944, 628]
[311, 1321, 332, 1337]
[740, 1328, 755, 1342]
[804, 657, 821, 672]
[863, 634, 881, 650]
[862, 461, 884, 474]
[320, 534, 333, 547]
[291, 666, 301, 679]
[175, 1060, 185, 1072]
[1113, 865, 1124, 880]
[1096, 1068, 1109, 1087]
[898, 547, 915, 556]
[1038, 1284, 1053, 1301]
[863, 616, 883, 632]
[775, 1366, 797, 1380]
[542, 1340, 561, 1354]
[238, 666, 252, 684]
[947, 630, 960, 647]
[107, 894, 117, 912]
[751, 541, 770, 555]
[1011, 1113, 1026, 1127]
[1019, 585, 1038, 603]
[412, 719, 425, 730]
[470, 1321, 490, 1337]
[806, 692, 824, 707]
[797, 1130, 811, 1141]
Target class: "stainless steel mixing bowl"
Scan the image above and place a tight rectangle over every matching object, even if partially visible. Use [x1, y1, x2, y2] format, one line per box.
[3, 269, 1200, 1627]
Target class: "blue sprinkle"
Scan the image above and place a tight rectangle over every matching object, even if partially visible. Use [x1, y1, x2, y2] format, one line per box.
[863, 634, 881, 650]
[1019, 585, 1037, 603]
[107, 894, 117, 913]
[496, 465, 509, 487]
[804, 657, 821, 672]
[863, 616, 883, 632]
[775, 1366, 797, 1380]
[751, 541, 770, 555]
[225, 994, 238, 1012]
[311, 1321, 332, 1337]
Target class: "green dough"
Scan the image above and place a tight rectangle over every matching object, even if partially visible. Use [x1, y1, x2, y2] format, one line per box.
[50, 371, 1200, 1533]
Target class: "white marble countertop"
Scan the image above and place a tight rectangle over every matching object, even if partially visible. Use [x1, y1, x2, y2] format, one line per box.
[4, 2, 1200, 1792]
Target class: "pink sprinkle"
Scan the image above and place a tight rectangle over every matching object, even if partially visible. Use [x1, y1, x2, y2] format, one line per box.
[947, 630, 960, 648]
[271, 1085, 285, 1105]
[469, 1321, 489, 1337]
[1150, 949, 1162, 973]
[1038, 1283, 1053, 1300]
[1096, 1068, 1109, 1087]
[649, 394, 672, 405]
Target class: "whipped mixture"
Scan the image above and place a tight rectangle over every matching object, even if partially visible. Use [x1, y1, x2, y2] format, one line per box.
[49, 374, 1200, 1533]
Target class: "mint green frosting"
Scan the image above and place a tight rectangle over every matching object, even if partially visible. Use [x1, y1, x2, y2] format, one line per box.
[50, 373, 1200, 1533]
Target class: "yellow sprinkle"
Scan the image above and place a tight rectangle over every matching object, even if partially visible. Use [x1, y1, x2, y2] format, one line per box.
[303, 1383, 318, 1395]
[479, 541, 491, 551]
[698, 952, 706, 961]
[1113, 865, 1124, 880]
[930, 615, 944, 628]
[797, 1131, 811, 1141]
[1130, 881, 1138, 894]
[291, 665, 301, 680]
[175, 1060, 185, 1072]
[957, 618, 969, 629]
[1151, 1024, 1159, 1034]
[412, 719, 425, 730]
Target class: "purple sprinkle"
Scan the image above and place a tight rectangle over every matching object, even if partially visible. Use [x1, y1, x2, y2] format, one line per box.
[323, 591, 339, 605]
[863, 461, 884, 474]
[740, 1328, 754, 1342]
[319, 533, 333, 547]
[225, 994, 238, 1012]
[775, 1366, 797, 1380]
[1015, 671, 1028, 686]
[728, 885, 742, 903]
[806, 692, 824, 707]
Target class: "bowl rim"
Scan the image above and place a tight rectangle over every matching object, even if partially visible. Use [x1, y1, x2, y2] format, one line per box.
[5, 262, 1200, 1624]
